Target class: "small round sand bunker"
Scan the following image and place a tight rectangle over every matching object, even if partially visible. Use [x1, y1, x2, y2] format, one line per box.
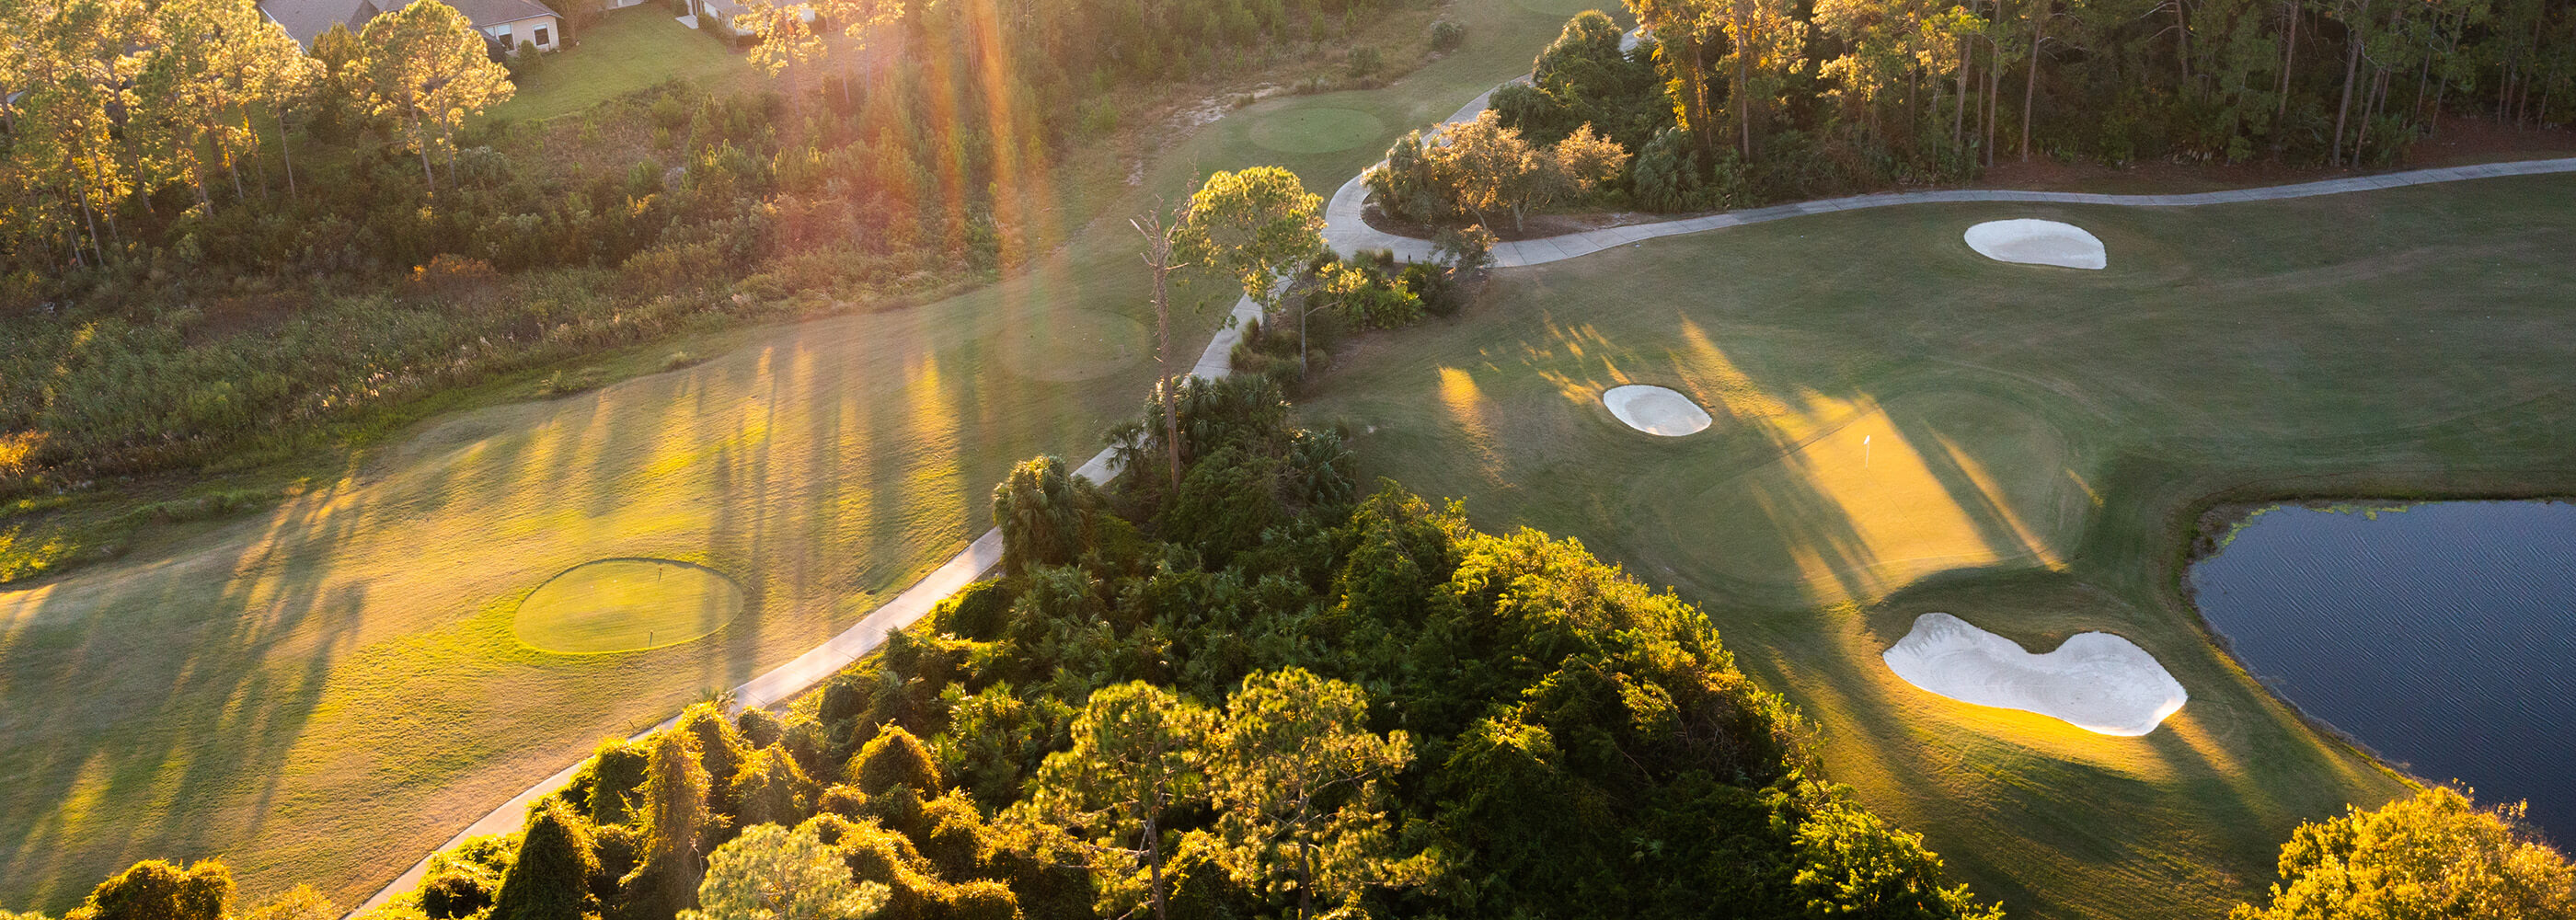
[1603, 385, 1712, 436]
[1882, 612, 2185, 736]
[1963, 219, 2108, 270]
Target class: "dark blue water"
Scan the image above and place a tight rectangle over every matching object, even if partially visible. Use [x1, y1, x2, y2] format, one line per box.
[2188, 501, 2576, 845]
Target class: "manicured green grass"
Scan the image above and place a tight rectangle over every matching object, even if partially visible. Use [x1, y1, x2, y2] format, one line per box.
[0, 0, 1577, 911]
[488, 7, 746, 122]
[512, 558, 745, 654]
[1248, 107, 1391, 155]
[1296, 176, 2576, 919]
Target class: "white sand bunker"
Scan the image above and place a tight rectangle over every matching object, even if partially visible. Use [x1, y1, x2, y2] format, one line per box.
[1603, 385, 1712, 436]
[1963, 219, 2108, 270]
[1882, 612, 2186, 736]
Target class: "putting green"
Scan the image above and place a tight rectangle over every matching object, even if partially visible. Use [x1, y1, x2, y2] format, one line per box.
[1248, 108, 1388, 155]
[513, 559, 745, 654]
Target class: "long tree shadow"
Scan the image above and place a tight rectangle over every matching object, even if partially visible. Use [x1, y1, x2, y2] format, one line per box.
[0, 459, 372, 912]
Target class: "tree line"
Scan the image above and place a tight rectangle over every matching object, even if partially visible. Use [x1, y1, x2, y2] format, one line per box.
[1377, 0, 2575, 224]
[0, 0, 513, 272]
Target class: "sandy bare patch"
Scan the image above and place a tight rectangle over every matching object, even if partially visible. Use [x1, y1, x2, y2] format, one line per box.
[1603, 385, 1712, 436]
[1882, 612, 2185, 735]
[1963, 219, 2108, 270]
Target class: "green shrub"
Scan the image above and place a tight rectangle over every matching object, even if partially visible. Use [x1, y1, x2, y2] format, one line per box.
[582, 738, 652, 827]
[1346, 46, 1383, 78]
[1428, 19, 1465, 52]
[734, 708, 788, 750]
[852, 726, 943, 797]
[937, 880, 1018, 920]
[834, 819, 933, 892]
[931, 580, 1014, 641]
[588, 824, 642, 904]
[989, 455, 1100, 576]
[815, 784, 868, 819]
[416, 869, 492, 920]
[913, 792, 988, 880]
[489, 799, 599, 920]
[732, 745, 814, 829]
[134, 489, 274, 525]
[674, 703, 749, 794]
[535, 368, 607, 398]
[75, 859, 232, 920]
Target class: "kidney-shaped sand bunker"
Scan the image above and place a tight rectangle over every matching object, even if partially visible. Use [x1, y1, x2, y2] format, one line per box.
[514, 558, 745, 654]
[1882, 612, 2186, 735]
[1603, 385, 1713, 436]
[1963, 219, 2108, 270]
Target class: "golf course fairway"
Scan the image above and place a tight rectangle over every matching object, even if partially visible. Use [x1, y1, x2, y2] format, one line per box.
[0, 0, 1591, 910]
[1301, 175, 2576, 918]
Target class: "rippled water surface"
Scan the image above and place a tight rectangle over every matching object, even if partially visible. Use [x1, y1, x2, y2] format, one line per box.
[2189, 501, 2576, 844]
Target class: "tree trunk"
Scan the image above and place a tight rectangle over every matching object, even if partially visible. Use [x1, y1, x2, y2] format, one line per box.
[1297, 290, 1309, 379]
[2430, 14, 2462, 133]
[194, 161, 215, 216]
[2332, 2, 2365, 166]
[443, 118, 460, 185]
[1984, 36, 2001, 166]
[1954, 32, 1971, 148]
[2020, 0, 2045, 161]
[420, 142, 438, 193]
[1145, 815, 1168, 920]
[76, 179, 105, 264]
[247, 112, 272, 200]
[2174, 0, 2192, 83]
[2356, 63, 2383, 163]
[281, 109, 300, 201]
[1295, 834, 1315, 920]
[2278, 0, 2299, 120]
[1688, 32, 1719, 159]
[1734, 0, 1754, 159]
[1147, 223, 1181, 490]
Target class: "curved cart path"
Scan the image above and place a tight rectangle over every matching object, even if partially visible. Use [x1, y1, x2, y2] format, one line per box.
[355, 63, 2576, 915]
[1325, 154, 2576, 267]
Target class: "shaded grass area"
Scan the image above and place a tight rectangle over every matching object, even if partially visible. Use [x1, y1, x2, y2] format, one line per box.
[489, 7, 748, 123]
[1297, 175, 2576, 918]
[0, 0, 1579, 911]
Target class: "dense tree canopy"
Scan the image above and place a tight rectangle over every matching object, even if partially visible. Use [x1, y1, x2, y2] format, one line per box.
[1410, 0, 2576, 223]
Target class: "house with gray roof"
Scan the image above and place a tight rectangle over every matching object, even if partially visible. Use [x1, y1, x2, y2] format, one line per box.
[259, 0, 566, 54]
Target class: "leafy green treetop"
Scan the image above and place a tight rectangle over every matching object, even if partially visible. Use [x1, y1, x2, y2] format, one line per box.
[1019, 682, 1216, 920]
[356, 0, 512, 191]
[1209, 668, 1421, 920]
[1178, 167, 1327, 376]
[680, 822, 889, 920]
[67, 858, 231, 920]
[2231, 787, 2575, 920]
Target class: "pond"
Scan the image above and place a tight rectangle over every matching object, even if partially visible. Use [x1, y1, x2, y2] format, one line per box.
[2189, 500, 2576, 845]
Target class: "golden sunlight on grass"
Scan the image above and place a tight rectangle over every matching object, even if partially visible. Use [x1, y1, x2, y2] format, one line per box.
[1686, 390, 2084, 606]
[512, 559, 745, 654]
[1437, 366, 1509, 486]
